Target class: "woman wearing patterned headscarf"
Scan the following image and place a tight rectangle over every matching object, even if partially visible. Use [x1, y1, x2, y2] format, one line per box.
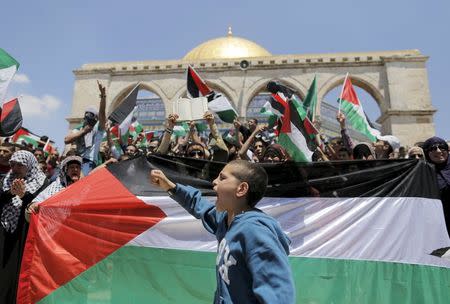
[0, 150, 49, 303]
[423, 136, 450, 237]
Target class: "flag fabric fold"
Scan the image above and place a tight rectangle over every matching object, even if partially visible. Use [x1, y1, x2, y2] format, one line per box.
[17, 156, 450, 304]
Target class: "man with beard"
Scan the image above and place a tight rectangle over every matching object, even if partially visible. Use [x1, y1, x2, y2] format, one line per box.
[0, 143, 14, 178]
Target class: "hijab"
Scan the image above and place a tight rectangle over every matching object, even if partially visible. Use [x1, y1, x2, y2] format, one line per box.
[1, 150, 47, 232]
[423, 136, 450, 191]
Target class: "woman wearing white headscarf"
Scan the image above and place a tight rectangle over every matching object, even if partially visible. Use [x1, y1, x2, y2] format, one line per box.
[0, 150, 48, 304]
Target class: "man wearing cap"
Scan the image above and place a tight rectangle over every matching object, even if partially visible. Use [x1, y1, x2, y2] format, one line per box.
[64, 82, 106, 176]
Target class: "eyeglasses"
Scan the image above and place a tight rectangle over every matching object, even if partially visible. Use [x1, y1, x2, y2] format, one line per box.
[429, 144, 448, 152]
[188, 150, 204, 157]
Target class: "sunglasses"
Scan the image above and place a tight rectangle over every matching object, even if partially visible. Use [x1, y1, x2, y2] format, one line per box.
[189, 150, 204, 157]
[429, 144, 448, 152]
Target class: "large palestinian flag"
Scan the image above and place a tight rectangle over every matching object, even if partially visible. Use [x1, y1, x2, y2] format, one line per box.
[18, 156, 450, 303]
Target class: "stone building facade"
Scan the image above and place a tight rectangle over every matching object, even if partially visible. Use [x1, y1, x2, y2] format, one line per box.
[68, 29, 435, 146]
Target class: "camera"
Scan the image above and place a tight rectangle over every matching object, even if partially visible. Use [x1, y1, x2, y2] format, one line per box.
[84, 112, 98, 127]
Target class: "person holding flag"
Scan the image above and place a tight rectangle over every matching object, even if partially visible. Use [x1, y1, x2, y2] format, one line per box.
[64, 81, 106, 176]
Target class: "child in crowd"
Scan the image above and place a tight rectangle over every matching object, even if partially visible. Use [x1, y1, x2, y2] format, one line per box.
[149, 160, 295, 303]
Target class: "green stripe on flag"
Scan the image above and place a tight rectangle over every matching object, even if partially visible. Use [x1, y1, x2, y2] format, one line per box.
[0, 48, 19, 69]
[216, 109, 237, 123]
[341, 100, 378, 142]
[302, 76, 318, 121]
[38, 247, 450, 304]
[279, 132, 312, 162]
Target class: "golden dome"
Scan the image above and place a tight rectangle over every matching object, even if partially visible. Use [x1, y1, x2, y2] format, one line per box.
[183, 27, 271, 61]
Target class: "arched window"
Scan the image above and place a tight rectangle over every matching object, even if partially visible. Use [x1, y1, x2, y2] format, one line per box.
[135, 90, 166, 129]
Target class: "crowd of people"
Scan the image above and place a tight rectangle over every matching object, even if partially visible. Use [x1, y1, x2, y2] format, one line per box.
[0, 83, 449, 303]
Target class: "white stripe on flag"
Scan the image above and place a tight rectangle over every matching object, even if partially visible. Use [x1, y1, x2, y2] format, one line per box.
[208, 94, 236, 114]
[287, 122, 313, 161]
[0, 65, 17, 102]
[132, 195, 450, 268]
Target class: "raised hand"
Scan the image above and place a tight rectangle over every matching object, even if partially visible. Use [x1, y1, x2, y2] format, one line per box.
[336, 112, 346, 128]
[11, 179, 26, 198]
[149, 169, 176, 192]
[97, 80, 106, 98]
[167, 114, 179, 128]
[203, 111, 214, 125]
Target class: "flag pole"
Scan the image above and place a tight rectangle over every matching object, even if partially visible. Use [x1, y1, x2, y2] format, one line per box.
[337, 73, 349, 114]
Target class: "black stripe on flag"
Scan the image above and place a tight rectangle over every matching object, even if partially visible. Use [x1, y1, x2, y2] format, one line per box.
[108, 155, 441, 199]
[0, 98, 23, 136]
[108, 83, 139, 124]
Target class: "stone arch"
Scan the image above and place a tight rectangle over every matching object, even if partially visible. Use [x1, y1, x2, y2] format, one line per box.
[109, 82, 169, 115]
[318, 74, 386, 118]
[243, 78, 306, 117]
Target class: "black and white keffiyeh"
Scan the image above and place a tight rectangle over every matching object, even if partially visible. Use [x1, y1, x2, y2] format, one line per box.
[32, 156, 82, 204]
[1, 150, 46, 233]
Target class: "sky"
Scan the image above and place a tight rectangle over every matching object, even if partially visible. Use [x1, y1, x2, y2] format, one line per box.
[2, 0, 449, 150]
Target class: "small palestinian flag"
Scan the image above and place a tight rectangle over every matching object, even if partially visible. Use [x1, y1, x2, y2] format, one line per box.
[186, 66, 211, 98]
[186, 66, 237, 123]
[338, 76, 380, 142]
[269, 88, 317, 162]
[11, 127, 40, 147]
[0, 48, 19, 103]
[302, 76, 318, 122]
[43, 138, 57, 156]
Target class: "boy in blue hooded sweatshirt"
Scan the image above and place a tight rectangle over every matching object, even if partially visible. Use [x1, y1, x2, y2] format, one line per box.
[150, 160, 295, 303]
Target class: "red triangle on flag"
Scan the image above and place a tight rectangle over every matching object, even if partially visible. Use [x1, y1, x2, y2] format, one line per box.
[341, 77, 361, 106]
[187, 66, 212, 98]
[18, 168, 166, 304]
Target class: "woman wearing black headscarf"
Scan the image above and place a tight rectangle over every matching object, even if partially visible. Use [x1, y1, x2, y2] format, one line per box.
[0, 150, 49, 303]
[423, 136, 450, 238]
